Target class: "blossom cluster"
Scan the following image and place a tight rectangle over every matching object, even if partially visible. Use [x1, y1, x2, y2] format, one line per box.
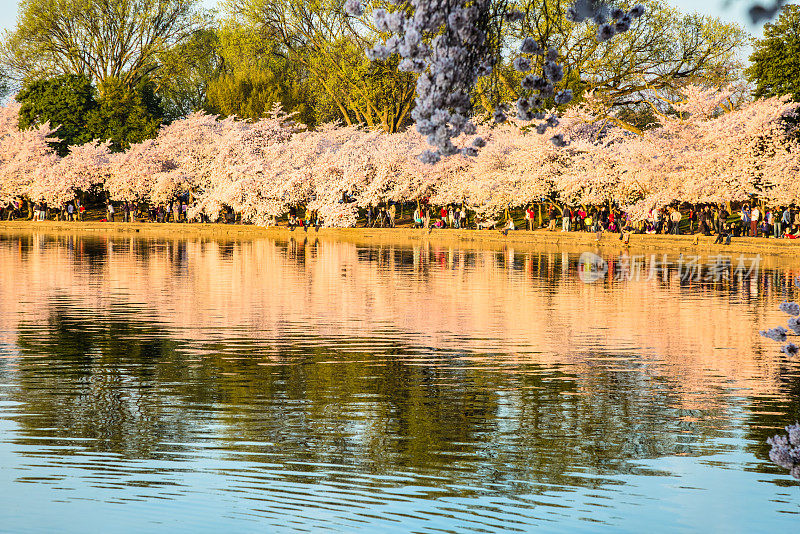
[767, 424, 800, 480]
[346, 1, 643, 161]
[761, 276, 800, 479]
[759, 278, 800, 356]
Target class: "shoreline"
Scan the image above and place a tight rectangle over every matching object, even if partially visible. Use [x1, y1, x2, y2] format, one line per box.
[1, 220, 799, 257]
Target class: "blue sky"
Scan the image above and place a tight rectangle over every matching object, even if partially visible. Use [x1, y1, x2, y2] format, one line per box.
[0, 1, 774, 34]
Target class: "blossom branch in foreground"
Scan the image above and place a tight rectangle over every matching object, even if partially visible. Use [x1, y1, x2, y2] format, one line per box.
[761, 275, 800, 479]
[346, 0, 643, 162]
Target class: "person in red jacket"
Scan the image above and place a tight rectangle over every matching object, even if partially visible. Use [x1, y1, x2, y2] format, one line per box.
[525, 205, 535, 230]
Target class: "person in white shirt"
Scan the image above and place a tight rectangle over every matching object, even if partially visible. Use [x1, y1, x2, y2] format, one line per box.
[750, 205, 761, 237]
[670, 208, 682, 235]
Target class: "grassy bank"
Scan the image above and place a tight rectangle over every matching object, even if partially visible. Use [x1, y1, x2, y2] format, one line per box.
[2, 220, 800, 259]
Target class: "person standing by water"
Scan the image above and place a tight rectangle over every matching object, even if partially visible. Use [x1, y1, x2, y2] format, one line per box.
[740, 204, 750, 236]
[780, 207, 791, 237]
[765, 209, 774, 238]
[413, 205, 423, 228]
[107, 201, 115, 222]
[698, 207, 706, 235]
[547, 205, 557, 231]
[719, 205, 729, 235]
[525, 205, 535, 231]
[750, 205, 760, 237]
[653, 209, 662, 234]
[670, 208, 682, 235]
[388, 203, 396, 228]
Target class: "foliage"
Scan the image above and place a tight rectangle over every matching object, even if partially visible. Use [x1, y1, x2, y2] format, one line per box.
[154, 29, 225, 121]
[746, 5, 800, 102]
[202, 23, 317, 124]
[502, 0, 749, 134]
[85, 78, 164, 153]
[16, 75, 164, 154]
[16, 75, 97, 155]
[224, 0, 417, 133]
[0, 0, 208, 89]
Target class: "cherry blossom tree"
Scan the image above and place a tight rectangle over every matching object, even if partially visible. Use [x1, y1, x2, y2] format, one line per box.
[0, 102, 60, 210]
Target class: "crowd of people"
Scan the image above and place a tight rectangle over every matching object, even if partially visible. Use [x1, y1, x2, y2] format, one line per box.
[548, 204, 800, 240]
[5, 195, 800, 243]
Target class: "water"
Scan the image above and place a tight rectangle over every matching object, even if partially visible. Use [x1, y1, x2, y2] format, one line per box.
[0, 232, 798, 533]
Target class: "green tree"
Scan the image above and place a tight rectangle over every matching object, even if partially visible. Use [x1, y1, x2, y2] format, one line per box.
[16, 74, 97, 155]
[85, 78, 164, 152]
[746, 5, 800, 101]
[154, 28, 224, 120]
[477, 0, 748, 133]
[206, 67, 316, 124]
[224, 0, 417, 132]
[202, 23, 317, 124]
[16, 75, 163, 153]
[1, 0, 207, 90]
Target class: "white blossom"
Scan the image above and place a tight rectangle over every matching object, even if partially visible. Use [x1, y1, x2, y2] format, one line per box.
[760, 326, 788, 342]
[343, 0, 364, 17]
[779, 301, 800, 316]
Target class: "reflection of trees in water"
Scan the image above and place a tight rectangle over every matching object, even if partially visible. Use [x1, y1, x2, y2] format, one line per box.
[744, 370, 800, 479]
[2, 232, 799, 490]
[12, 303, 193, 458]
[9, 298, 738, 493]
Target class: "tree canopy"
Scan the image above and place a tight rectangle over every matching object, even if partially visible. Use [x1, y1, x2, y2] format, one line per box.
[0, 0, 754, 138]
[17, 75, 97, 155]
[0, 0, 208, 90]
[475, 0, 748, 133]
[746, 5, 800, 102]
[222, 0, 418, 133]
[16, 75, 164, 154]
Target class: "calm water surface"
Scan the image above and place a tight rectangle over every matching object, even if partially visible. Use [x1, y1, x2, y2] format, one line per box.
[0, 232, 798, 533]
